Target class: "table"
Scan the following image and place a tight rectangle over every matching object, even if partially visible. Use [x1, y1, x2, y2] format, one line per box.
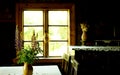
[71, 46, 120, 74]
[0, 65, 62, 75]
[71, 46, 120, 51]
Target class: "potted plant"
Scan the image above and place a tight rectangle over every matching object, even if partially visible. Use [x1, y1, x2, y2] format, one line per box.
[17, 44, 42, 75]
[16, 30, 43, 75]
[17, 46, 40, 64]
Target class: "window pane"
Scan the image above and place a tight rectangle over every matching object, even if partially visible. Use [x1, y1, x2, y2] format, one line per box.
[49, 11, 69, 25]
[24, 11, 43, 25]
[49, 27, 68, 40]
[24, 42, 31, 48]
[24, 27, 43, 41]
[36, 42, 43, 56]
[49, 42, 67, 56]
[24, 42, 43, 56]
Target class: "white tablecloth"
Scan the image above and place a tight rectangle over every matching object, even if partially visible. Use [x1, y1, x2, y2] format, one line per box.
[0, 65, 62, 75]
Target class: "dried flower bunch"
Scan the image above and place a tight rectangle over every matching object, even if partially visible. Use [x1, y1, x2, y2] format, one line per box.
[80, 23, 89, 32]
[17, 30, 43, 64]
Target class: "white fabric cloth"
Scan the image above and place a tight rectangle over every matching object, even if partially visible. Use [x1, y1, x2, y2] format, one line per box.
[0, 65, 61, 75]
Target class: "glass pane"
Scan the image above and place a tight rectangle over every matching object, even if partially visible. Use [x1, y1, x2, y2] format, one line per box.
[49, 42, 67, 56]
[36, 42, 43, 56]
[24, 42, 31, 48]
[49, 27, 68, 40]
[24, 42, 43, 56]
[24, 27, 43, 41]
[49, 11, 69, 25]
[24, 11, 43, 25]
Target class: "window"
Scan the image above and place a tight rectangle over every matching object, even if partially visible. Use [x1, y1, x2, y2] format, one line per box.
[16, 3, 75, 57]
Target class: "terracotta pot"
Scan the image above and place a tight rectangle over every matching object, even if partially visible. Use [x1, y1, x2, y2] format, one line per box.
[23, 62, 33, 75]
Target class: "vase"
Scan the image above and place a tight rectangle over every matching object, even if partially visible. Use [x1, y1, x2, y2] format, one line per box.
[23, 62, 33, 75]
[81, 31, 87, 41]
[81, 31, 87, 45]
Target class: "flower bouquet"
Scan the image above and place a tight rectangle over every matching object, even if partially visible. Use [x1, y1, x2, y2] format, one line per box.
[16, 30, 43, 75]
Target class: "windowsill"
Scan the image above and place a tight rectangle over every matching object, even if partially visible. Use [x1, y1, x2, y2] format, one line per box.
[12, 56, 63, 66]
[36, 56, 63, 60]
[33, 56, 63, 65]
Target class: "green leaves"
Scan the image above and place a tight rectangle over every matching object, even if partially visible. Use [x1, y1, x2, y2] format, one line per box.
[17, 46, 40, 64]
